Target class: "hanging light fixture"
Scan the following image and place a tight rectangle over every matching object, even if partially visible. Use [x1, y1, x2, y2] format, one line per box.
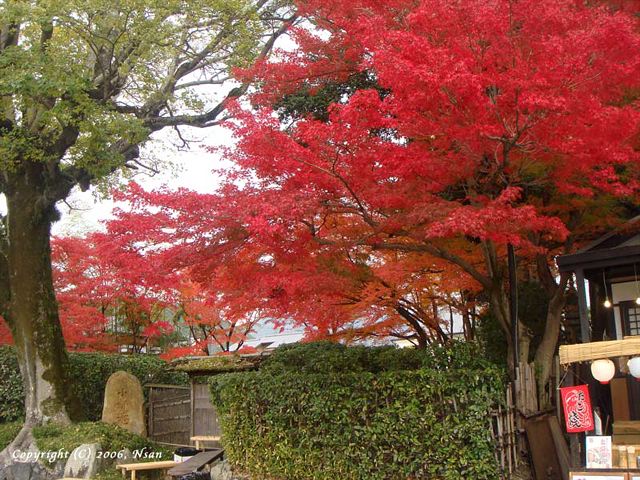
[591, 359, 616, 384]
[628, 357, 640, 380]
[603, 270, 612, 308]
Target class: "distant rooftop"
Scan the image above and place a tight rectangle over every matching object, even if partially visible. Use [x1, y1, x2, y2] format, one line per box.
[219, 321, 304, 353]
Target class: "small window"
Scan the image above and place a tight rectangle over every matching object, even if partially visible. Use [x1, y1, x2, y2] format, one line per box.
[621, 301, 640, 337]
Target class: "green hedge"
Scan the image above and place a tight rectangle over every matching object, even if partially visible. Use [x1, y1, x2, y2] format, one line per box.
[259, 340, 495, 374]
[0, 347, 188, 422]
[211, 342, 505, 480]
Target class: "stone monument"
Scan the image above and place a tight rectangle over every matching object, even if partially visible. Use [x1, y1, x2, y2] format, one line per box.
[63, 443, 101, 479]
[101, 371, 146, 436]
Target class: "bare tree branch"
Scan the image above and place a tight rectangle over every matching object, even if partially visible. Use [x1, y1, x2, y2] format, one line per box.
[372, 241, 492, 290]
[142, 14, 297, 130]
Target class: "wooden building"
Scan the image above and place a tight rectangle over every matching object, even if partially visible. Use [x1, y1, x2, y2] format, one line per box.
[557, 216, 640, 473]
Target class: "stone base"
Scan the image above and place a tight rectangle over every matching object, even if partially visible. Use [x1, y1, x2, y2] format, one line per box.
[210, 460, 249, 480]
[0, 462, 60, 480]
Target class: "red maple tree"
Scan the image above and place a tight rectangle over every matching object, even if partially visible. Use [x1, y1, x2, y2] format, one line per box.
[102, 182, 483, 349]
[221, 0, 638, 388]
[6, 0, 635, 401]
[52, 232, 177, 352]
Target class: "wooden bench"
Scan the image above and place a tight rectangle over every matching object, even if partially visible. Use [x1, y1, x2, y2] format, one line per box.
[190, 435, 221, 450]
[168, 449, 224, 477]
[116, 460, 177, 480]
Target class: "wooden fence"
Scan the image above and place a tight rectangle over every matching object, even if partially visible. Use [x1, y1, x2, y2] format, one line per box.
[492, 360, 563, 479]
[491, 362, 545, 478]
[491, 386, 519, 479]
[147, 382, 222, 446]
[147, 384, 191, 445]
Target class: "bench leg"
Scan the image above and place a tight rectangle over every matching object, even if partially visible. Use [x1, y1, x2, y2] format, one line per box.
[131, 471, 136, 480]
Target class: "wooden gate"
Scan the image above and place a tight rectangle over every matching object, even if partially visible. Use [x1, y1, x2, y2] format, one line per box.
[147, 384, 191, 445]
[192, 382, 222, 438]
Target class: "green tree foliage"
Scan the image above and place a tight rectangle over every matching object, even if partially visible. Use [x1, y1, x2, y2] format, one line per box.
[273, 71, 385, 122]
[0, 0, 295, 427]
[477, 281, 550, 368]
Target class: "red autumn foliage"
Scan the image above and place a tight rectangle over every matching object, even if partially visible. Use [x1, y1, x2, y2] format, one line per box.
[0, 232, 179, 352]
[173, 280, 264, 356]
[223, 0, 640, 346]
[101, 182, 483, 347]
[3, 0, 638, 357]
[51, 233, 179, 352]
[96, 0, 640, 351]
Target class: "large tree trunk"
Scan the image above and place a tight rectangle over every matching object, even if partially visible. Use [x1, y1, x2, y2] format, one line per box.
[489, 285, 529, 365]
[2, 163, 80, 429]
[534, 286, 567, 409]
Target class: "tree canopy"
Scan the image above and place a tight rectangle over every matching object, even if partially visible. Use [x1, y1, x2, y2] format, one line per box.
[89, 0, 640, 407]
[0, 0, 295, 435]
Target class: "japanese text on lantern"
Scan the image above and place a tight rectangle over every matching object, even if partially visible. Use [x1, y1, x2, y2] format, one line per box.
[560, 385, 594, 433]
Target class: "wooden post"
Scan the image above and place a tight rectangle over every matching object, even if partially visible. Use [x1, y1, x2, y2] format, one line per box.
[508, 244, 519, 386]
[148, 386, 154, 438]
[575, 268, 591, 343]
[554, 355, 561, 423]
[190, 377, 195, 440]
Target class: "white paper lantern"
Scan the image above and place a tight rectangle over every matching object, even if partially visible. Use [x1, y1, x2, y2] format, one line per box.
[591, 359, 615, 384]
[628, 357, 640, 380]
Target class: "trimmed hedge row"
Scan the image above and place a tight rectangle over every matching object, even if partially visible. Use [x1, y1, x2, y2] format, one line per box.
[211, 342, 505, 480]
[259, 340, 495, 374]
[0, 346, 188, 422]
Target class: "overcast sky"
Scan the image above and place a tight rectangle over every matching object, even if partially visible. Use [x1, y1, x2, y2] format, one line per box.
[51, 124, 235, 237]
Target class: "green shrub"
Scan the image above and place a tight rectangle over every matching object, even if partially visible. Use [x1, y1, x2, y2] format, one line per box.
[211, 342, 505, 480]
[0, 422, 21, 450]
[260, 340, 493, 375]
[68, 351, 188, 421]
[0, 349, 24, 422]
[0, 346, 188, 422]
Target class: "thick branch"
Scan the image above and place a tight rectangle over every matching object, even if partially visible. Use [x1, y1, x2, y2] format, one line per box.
[373, 241, 492, 290]
[536, 253, 559, 295]
[144, 85, 242, 129]
[0, 18, 20, 52]
[142, 14, 296, 130]
[45, 142, 140, 204]
[175, 77, 230, 90]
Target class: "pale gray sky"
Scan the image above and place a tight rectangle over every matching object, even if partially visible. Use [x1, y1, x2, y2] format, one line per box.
[52, 122, 235, 237]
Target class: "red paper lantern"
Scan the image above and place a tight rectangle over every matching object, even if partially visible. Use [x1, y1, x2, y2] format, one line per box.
[560, 385, 594, 433]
